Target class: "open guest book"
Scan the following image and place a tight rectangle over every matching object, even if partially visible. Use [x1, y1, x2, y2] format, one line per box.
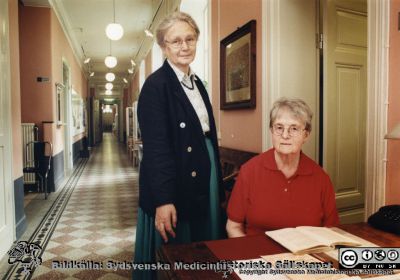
[265, 226, 362, 255]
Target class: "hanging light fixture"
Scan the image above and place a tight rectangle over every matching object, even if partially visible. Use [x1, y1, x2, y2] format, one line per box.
[89, 72, 95, 77]
[128, 68, 134, 74]
[105, 89, 112, 95]
[104, 40, 117, 68]
[123, 78, 128, 84]
[105, 83, 113, 90]
[106, 23, 124, 41]
[105, 72, 115, 82]
[105, 0, 124, 40]
[84, 57, 91, 64]
[130, 59, 136, 66]
[105, 56, 117, 68]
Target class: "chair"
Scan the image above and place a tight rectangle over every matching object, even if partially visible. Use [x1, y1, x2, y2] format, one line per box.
[127, 136, 134, 161]
[23, 141, 53, 199]
[127, 137, 142, 167]
[132, 139, 142, 167]
[219, 147, 258, 209]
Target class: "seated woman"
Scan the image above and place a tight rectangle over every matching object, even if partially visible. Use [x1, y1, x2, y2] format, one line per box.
[226, 97, 339, 237]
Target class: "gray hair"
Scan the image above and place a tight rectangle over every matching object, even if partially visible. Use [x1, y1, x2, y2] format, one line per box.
[269, 97, 313, 132]
[156, 11, 200, 48]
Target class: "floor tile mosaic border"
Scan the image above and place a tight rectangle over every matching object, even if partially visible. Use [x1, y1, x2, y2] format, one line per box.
[4, 158, 88, 280]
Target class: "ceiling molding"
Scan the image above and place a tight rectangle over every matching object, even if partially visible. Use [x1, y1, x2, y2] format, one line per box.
[21, 0, 51, 7]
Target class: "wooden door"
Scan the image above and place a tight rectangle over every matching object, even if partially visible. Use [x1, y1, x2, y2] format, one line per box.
[324, 0, 367, 223]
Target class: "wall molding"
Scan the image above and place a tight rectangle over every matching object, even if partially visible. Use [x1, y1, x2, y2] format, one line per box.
[14, 177, 26, 239]
[364, 0, 390, 218]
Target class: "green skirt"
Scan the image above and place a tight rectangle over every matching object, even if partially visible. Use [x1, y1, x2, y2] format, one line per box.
[133, 138, 222, 279]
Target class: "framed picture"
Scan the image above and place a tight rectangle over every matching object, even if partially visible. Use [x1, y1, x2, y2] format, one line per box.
[55, 83, 65, 126]
[220, 20, 256, 110]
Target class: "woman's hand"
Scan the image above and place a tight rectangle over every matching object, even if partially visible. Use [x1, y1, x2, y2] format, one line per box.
[155, 204, 177, 242]
[226, 218, 246, 238]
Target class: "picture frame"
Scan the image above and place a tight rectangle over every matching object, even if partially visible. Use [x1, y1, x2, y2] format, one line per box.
[71, 89, 85, 136]
[55, 83, 65, 127]
[220, 20, 256, 110]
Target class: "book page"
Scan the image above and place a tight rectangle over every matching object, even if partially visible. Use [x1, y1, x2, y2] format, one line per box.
[297, 227, 361, 247]
[266, 228, 330, 254]
[323, 228, 378, 261]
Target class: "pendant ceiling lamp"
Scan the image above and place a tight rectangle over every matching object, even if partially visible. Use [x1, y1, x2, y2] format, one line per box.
[105, 72, 115, 82]
[105, 83, 113, 90]
[105, 40, 117, 68]
[105, 56, 117, 68]
[105, 0, 124, 41]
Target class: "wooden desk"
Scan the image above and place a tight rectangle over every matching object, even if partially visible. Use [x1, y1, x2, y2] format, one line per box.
[156, 223, 400, 279]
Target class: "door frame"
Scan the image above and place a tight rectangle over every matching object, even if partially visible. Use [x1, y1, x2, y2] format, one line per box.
[62, 59, 73, 172]
[262, 0, 389, 220]
[364, 0, 390, 217]
[262, 0, 280, 152]
[0, 0, 16, 258]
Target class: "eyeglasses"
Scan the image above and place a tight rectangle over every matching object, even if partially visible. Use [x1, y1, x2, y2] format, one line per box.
[272, 124, 305, 137]
[164, 36, 197, 49]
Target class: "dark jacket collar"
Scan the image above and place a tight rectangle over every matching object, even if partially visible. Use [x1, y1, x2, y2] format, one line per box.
[161, 60, 208, 136]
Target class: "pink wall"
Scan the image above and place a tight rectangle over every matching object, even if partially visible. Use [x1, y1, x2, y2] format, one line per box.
[19, 6, 52, 135]
[9, 0, 23, 179]
[127, 81, 132, 106]
[50, 9, 88, 154]
[127, 50, 152, 106]
[129, 71, 140, 105]
[211, 0, 262, 153]
[122, 88, 128, 136]
[386, 0, 400, 204]
[19, 7, 87, 156]
[51, 10, 87, 98]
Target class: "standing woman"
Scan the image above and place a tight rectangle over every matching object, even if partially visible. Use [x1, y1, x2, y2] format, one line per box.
[133, 11, 224, 277]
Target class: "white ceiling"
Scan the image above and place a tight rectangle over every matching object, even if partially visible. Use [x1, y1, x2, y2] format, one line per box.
[22, 0, 162, 95]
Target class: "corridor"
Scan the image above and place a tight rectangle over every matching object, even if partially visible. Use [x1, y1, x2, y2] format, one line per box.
[6, 133, 139, 280]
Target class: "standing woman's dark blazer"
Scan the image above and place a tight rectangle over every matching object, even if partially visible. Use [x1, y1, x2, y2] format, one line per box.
[137, 60, 224, 221]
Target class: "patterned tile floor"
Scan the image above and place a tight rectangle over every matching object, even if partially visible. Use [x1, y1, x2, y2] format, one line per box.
[31, 133, 138, 280]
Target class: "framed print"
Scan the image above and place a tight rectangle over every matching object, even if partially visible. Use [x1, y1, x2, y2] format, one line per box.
[220, 20, 256, 110]
[55, 83, 64, 126]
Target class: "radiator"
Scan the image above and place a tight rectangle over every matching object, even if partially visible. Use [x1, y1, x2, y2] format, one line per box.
[22, 123, 37, 184]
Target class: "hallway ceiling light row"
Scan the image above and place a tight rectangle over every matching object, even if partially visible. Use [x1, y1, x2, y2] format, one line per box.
[39, 0, 162, 91]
